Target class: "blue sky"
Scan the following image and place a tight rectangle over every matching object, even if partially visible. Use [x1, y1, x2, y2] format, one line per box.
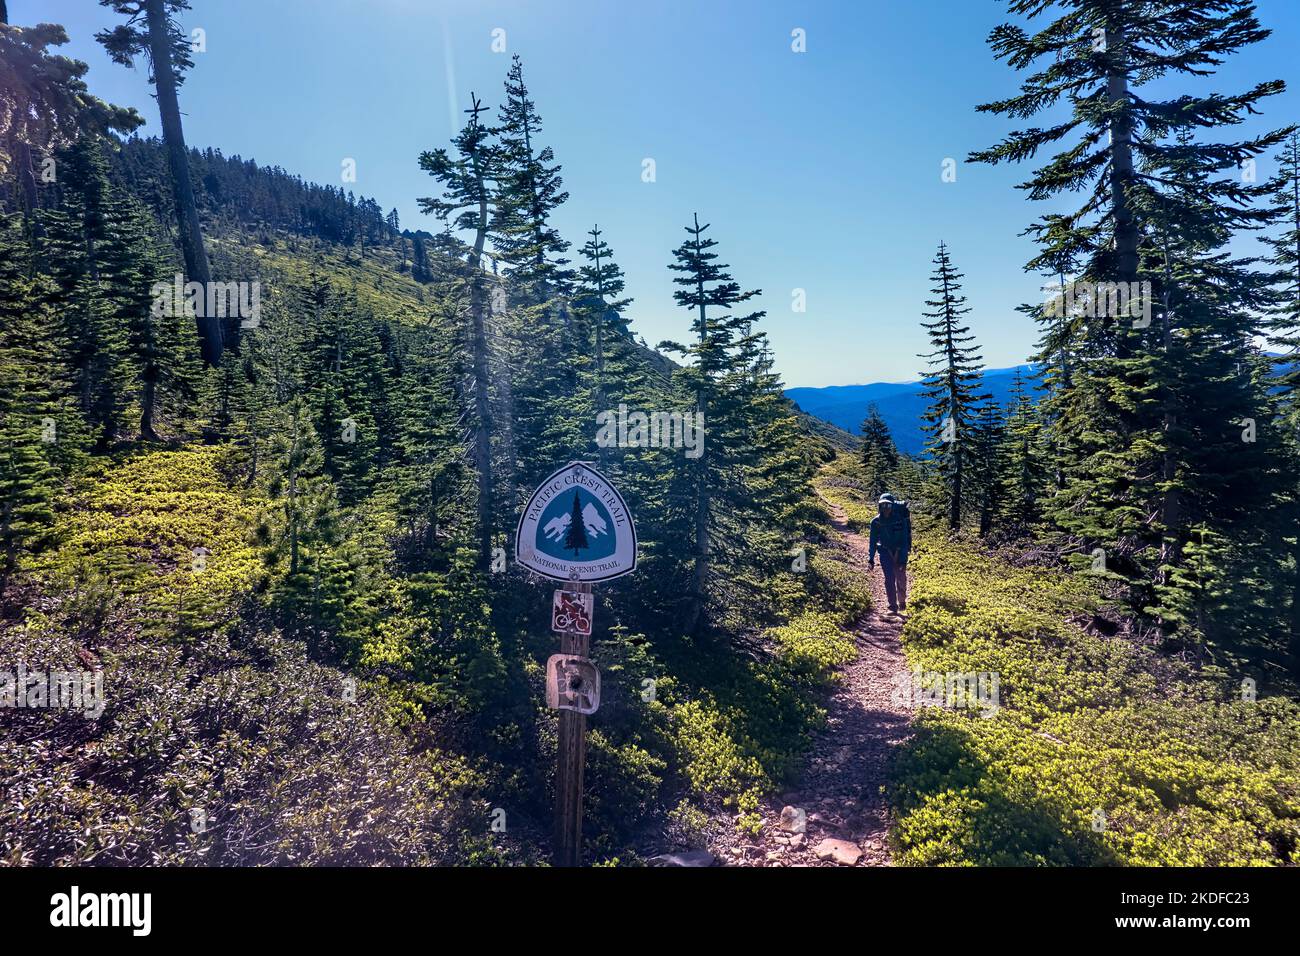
[20, 0, 1300, 388]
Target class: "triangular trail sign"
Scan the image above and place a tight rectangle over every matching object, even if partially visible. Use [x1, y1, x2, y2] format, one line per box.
[515, 462, 637, 582]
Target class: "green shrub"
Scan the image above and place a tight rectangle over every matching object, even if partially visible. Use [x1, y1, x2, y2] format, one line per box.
[890, 533, 1300, 866]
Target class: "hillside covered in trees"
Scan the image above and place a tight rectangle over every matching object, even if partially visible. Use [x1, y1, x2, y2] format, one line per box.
[2, 0, 1300, 885]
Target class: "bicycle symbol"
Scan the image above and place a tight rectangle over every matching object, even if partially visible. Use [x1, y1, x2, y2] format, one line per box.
[552, 592, 592, 635]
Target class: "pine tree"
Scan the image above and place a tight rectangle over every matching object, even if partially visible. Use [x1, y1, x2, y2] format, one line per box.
[299, 280, 388, 503]
[575, 224, 636, 428]
[859, 404, 899, 499]
[1265, 131, 1300, 385]
[419, 94, 498, 566]
[492, 55, 571, 301]
[971, 0, 1291, 633]
[390, 324, 469, 566]
[97, 0, 222, 365]
[733, 323, 815, 582]
[491, 57, 590, 520]
[969, 401, 1006, 537]
[40, 140, 156, 449]
[998, 368, 1049, 533]
[411, 235, 432, 282]
[0, 6, 141, 211]
[917, 242, 989, 531]
[661, 214, 764, 632]
[1262, 131, 1300, 666]
[256, 398, 340, 631]
[0, 215, 61, 592]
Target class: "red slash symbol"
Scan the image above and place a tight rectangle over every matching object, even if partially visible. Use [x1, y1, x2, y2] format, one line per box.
[552, 590, 593, 636]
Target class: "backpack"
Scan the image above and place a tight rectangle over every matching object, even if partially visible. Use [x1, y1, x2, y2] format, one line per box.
[894, 499, 911, 533]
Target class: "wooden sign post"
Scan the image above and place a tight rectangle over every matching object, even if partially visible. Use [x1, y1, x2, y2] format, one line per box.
[516, 462, 636, 868]
[554, 578, 592, 868]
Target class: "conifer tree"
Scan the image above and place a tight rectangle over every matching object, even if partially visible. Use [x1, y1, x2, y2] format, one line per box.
[1265, 131, 1300, 385]
[491, 57, 597, 517]
[411, 235, 433, 282]
[575, 225, 634, 417]
[40, 140, 155, 449]
[969, 401, 1006, 537]
[971, 0, 1291, 629]
[391, 324, 469, 565]
[733, 325, 814, 574]
[0, 214, 61, 591]
[97, 0, 222, 365]
[859, 404, 899, 499]
[492, 55, 571, 300]
[0, 8, 141, 211]
[1262, 131, 1300, 664]
[998, 367, 1048, 533]
[917, 242, 988, 531]
[419, 95, 498, 565]
[661, 214, 763, 632]
[300, 280, 388, 503]
[257, 398, 340, 624]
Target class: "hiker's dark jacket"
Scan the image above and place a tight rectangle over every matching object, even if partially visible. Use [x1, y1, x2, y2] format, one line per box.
[869, 510, 911, 564]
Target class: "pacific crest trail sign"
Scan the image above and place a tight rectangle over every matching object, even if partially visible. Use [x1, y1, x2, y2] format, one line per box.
[515, 461, 637, 582]
[518, 461, 637, 867]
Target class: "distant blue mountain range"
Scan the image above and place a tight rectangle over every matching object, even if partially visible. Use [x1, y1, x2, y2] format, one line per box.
[786, 365, 1038, 455]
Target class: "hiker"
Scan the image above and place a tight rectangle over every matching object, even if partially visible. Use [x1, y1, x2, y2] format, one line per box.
[867, 493, 911, 613]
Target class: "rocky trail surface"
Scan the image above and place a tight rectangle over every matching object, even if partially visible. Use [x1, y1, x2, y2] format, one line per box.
[707, 496, 915, 867]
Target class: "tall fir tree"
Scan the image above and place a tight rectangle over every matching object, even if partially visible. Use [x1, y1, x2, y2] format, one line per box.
[40, 140, 157, 449]
[0, 8, 141, 212]
[917, 242, 989, 531]
[998, 367, 1049, 533]
[576, 226, 631, 416]
[969, 401, 1006, 537]
[492, 55, 571, 301]
[859, 404, 899, 499]
[97, 0, 222, 364]
[971, 0, 1291, 637]
[661, 214, 764, 633]
[1265, 131, 1300, 385]
[256, 397, 341, 633]
[1260, 129, 1300, 662]
[419, 94, 499, 566]
[0, 214, 63, 592]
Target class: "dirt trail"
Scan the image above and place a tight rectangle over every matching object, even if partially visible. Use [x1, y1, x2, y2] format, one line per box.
[715, 495, 914, 867]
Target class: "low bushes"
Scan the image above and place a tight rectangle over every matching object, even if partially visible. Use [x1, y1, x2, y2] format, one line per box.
[890, 534, 1300, 865]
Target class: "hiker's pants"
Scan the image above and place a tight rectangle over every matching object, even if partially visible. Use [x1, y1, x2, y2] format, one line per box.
[880, 550, 908, 609]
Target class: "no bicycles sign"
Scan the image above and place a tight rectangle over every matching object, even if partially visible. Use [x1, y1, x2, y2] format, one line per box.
[552, 590, 593, 636]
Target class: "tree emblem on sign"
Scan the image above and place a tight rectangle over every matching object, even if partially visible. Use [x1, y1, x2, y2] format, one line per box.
[563, 490, 589, 556]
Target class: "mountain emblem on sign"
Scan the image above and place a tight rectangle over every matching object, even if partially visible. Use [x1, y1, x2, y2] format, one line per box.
[515, 462, 637, 583]
[543, 500, 609, 544]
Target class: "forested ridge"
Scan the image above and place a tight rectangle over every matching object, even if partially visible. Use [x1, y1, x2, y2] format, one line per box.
[2, 0, 1300, 869]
